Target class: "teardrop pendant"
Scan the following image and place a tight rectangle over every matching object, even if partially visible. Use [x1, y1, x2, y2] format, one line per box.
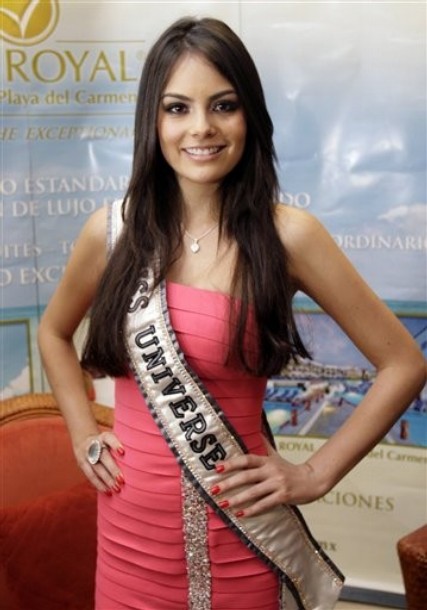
[184, 223, 218, 254]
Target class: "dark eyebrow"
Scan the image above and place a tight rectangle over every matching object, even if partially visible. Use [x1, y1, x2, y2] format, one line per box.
[160, 89, 237, 102]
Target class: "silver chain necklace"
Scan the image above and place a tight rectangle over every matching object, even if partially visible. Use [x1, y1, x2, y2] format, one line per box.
[184, 223, 218, 253]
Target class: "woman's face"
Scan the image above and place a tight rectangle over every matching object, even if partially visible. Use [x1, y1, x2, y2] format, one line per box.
[157, 52, 247, 192]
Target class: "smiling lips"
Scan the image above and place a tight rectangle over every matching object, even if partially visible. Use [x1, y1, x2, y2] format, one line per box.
[184, 145, 225, 157]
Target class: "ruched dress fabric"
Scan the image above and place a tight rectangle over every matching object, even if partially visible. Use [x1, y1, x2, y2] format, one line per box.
[95, 282, 280, 609]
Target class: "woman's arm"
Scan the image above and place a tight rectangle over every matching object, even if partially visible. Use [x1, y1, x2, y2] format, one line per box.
[213, 207, 426, 516]
[281, 207, 425, 492]
[37, 206, 124, 495]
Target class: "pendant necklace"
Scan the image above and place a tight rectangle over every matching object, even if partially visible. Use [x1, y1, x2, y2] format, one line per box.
[184, 223, 218, 253]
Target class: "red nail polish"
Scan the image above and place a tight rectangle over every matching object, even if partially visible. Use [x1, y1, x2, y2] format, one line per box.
[105, 489, 113, 497]
[113, 484, 121, 493]
[218, 500, 230, 509]
[215, 464, 225, 473]
[116, 474, 125, 485]
[116, 447, 125, 456]
[235, 510, 245, 518]
[210, 485, 221, 495]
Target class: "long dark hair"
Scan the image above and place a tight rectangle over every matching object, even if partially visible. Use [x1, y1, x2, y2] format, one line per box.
[81, 16, 310, 377]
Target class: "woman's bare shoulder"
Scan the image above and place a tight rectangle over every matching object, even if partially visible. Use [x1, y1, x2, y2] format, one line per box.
[76, 205, 110, 261]
[273, 204, 324, 254]
[65, 204, 110, 283]
[80, 204, 109, 243]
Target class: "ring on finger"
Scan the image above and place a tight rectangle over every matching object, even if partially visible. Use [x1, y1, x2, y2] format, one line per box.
[86, 438, 107, 465]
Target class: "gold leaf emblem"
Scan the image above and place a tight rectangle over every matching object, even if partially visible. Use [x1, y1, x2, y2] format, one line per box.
[0, 0, 59, 46]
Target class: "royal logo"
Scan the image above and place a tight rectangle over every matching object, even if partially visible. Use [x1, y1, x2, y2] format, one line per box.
[0, 0, 59, 46]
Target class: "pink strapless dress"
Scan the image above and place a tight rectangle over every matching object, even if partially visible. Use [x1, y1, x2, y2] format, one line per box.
[95, 282, 280, 609]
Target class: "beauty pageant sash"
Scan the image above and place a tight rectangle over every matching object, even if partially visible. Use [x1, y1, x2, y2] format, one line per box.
[112, 201, 344, 610]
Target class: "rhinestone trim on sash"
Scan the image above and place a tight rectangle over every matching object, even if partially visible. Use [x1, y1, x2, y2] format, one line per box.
[182, 474, 211, 610]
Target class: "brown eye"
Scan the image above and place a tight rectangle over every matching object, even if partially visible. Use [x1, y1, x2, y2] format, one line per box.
[163, 102, 188, 114]
[213, 100, 240, 113]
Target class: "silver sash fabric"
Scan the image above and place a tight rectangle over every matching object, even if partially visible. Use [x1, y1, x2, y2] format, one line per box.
[112, 200, 344, 610]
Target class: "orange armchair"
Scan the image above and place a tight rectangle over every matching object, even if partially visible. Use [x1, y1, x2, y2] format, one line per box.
[0, 393, 113, 610]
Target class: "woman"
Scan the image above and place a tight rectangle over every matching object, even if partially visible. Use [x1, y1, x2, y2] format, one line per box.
[38, 17, 425, 610]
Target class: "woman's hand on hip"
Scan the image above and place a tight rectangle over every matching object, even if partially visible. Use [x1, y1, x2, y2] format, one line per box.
[75, 431, 126, 496]
[211, 445, 325, 518]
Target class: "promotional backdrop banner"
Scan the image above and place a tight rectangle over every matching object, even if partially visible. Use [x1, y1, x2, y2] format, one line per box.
[1, 1, 426, 604]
